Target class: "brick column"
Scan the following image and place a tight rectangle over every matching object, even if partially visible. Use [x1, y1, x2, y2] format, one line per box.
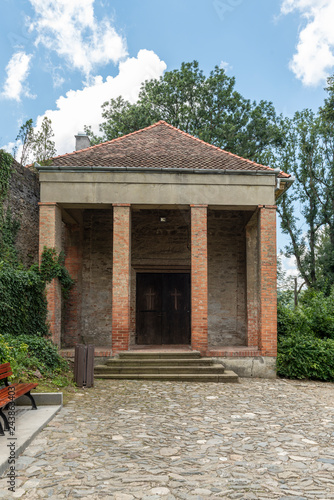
[190, 205, 208, 354]
[112, 204, 131, 354]
[38, 202, 62, 347]
[259, 206, 277, 356]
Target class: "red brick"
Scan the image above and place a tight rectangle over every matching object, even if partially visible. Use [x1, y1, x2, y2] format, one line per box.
[112, 204, 131, 354]
[190, 205, 208, 354]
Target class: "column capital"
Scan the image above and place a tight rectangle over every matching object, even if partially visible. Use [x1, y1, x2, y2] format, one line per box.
[113, 203, 131, 207]
[38, 202, 59, 206]
[258, 204, 277, 210]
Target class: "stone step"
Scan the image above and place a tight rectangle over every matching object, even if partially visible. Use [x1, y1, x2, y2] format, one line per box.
[94, 364, 225, 375]
[94, 371, 239, 383]
[117, 351, 202, 360]
[94, 350, 239, 383]
[105, 358, 215, 367]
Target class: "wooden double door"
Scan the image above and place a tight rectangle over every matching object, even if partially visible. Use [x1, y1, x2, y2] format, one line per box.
[136, 273, 190, 345]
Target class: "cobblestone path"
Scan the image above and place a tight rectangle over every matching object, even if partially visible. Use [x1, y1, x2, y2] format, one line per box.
[1, 378, 334, 499]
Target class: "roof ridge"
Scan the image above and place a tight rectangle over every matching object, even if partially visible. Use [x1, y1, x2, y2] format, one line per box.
[37, 120, 290, 178]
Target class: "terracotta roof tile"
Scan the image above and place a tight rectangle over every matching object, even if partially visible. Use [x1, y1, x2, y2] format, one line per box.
[51, 121, 290, 178]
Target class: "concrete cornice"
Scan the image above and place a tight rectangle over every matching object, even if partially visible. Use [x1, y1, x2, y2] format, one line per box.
[35, 163, 282, 176]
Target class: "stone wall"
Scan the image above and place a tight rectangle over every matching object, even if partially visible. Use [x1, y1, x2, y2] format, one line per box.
[5, 162, 39, 266]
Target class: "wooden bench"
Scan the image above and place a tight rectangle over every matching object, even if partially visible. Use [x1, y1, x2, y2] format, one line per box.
[0, 362, 38, 436]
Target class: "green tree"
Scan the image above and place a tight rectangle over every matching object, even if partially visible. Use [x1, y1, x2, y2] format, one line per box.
[86, 61, 282, 163]
[14, 119, 35, 165]
[14, 117, 56, 166]
[32, 117, 56, 166]
[275, 75, 334, 291]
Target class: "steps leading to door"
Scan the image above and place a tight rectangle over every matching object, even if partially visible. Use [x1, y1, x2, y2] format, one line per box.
[94, 351, 239, 383]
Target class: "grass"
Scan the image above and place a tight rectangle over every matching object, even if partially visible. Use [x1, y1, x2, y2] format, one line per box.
[15, 367, 80, 406]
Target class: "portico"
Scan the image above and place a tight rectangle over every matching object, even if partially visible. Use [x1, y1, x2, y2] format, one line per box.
[37, 121, 292, 373]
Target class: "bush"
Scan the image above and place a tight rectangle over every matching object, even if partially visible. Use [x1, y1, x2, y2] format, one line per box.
[277, 288, 334, 340]
[299, 289, 334, 339]
[0, 334, 68, 378]
[277, 334, 334, 381]
[277, 299, 310, 338]
[0, 335, 29, 378]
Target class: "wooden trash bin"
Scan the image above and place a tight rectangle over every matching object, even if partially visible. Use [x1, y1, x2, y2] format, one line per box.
[74, 344, 94, 388]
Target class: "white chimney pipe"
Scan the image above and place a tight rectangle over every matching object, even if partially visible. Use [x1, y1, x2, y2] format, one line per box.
[75, 132, 91, 151]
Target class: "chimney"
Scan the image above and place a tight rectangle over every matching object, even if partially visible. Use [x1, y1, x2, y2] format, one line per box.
[75, 132, 91, 151]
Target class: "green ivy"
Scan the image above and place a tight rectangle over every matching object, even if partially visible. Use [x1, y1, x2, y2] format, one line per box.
[0, 208, 20, 265]
[0, 262, 49, 337]
[40, 247, 74, 299]
[0, 149, 12, 202]
[0, 151, 72, 379]
[0, 247, 74, 338]
[0, 151, 20, 265]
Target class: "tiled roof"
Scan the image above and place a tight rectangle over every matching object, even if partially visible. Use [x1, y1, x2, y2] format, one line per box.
[51, 121, 290, 178]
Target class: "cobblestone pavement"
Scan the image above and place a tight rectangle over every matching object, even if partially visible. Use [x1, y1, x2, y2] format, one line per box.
[1, 378, 334, 499]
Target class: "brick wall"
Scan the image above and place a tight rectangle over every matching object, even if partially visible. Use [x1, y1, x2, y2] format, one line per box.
[246, 210, 259, 347]
[81, 210, 113, 346]
[63, 224, 83, 347]
[208, 210, 250, 346]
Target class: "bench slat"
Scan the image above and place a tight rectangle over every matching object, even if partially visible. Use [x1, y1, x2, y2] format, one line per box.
[0, 363, 38, 414]
[0, 363, 12, 380]
[0, 383, 38, 407]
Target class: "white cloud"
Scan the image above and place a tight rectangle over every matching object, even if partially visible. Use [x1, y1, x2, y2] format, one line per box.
[37, 50, 166, 155]
[281, 254, 299, 279]
[0, 142, 16, 155]
[219, 60, 232, 72]
[278, 253, 301, 291]
[28, 0, 128, 76]
[280, 0, 334, 86]
[1, 51, 34, 101]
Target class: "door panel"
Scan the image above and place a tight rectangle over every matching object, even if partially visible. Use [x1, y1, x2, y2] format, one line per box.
[136, 274, 162, 344]
[136, 273, 190, 344]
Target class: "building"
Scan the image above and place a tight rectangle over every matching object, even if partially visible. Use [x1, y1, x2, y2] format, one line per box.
[36, 121, 292, 377]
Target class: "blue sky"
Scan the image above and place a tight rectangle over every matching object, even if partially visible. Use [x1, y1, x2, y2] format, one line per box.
[1, 0, 334, 268]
